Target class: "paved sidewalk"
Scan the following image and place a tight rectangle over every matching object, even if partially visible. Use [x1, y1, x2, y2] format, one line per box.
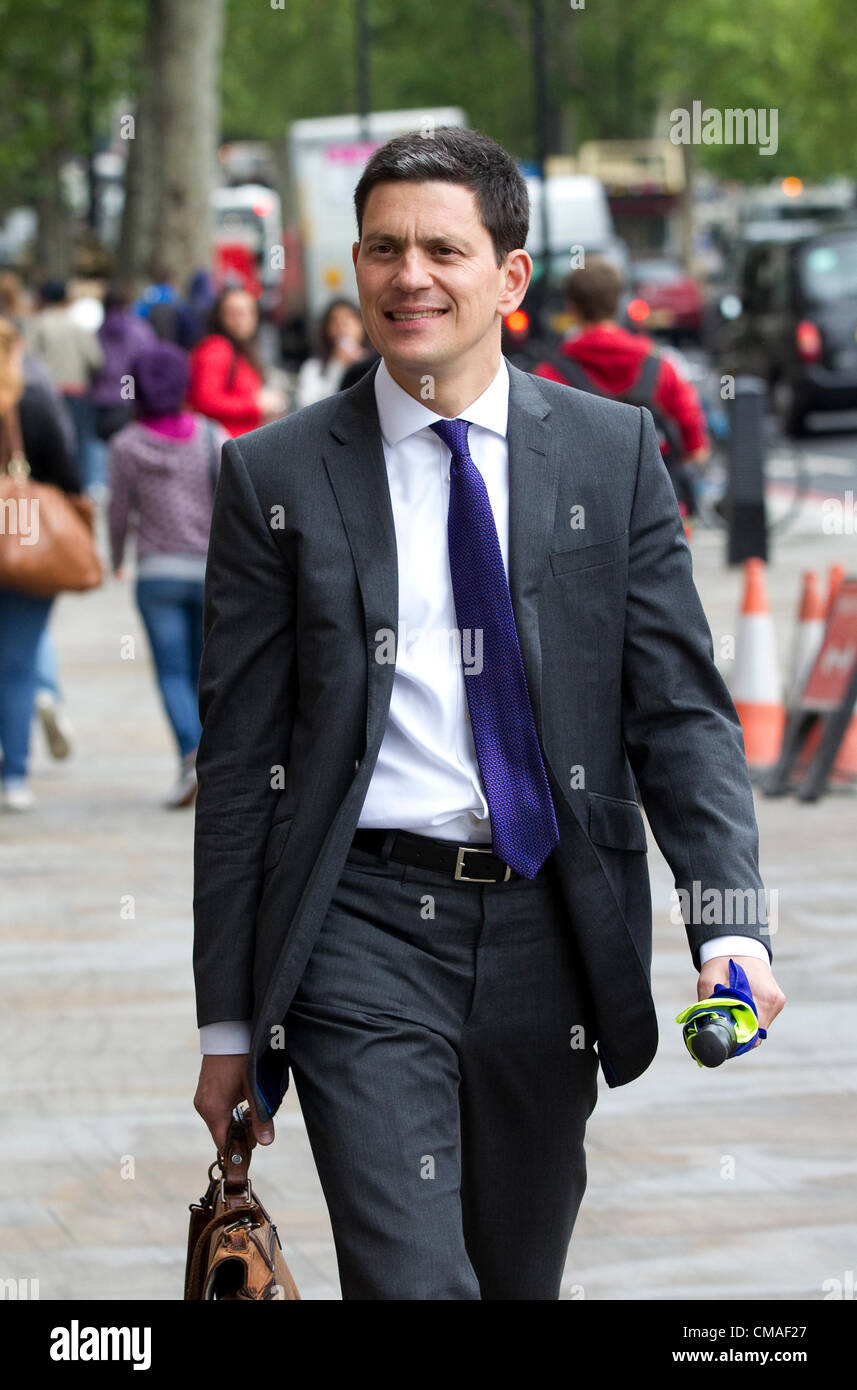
[0, 503, 854, 1300]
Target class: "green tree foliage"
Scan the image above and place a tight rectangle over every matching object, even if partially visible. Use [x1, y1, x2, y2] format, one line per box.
[0, 0, 143, 211]
[220, 0, 856, 179]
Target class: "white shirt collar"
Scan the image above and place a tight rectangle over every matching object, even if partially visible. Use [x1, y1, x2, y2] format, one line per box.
[373, 354, 509, 448]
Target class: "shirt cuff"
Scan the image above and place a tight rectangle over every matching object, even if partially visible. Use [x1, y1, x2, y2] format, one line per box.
[698, 935, 770, 965]
[199, 1020, 252, 1055]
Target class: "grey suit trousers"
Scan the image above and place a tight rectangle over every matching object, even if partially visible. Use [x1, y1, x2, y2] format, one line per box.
[281, 836, 600, 1300]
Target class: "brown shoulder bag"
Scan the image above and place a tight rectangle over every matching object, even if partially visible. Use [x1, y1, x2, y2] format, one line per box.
[184, 1104, 301, 1301]
[0, 404, 102, 598]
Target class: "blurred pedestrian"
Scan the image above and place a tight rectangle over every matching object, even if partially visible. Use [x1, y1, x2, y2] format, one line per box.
[134, 265, 194, 346]
[0, 270, 76, 455]
[26, 279, 104, 494]
[188, 287, 285, 437]
[0, 316, 83, 811]
[2, 272, 81, 749]
[532, 259, 709, 532]
[180, 269, 217, 350]
[92, 282, 157, 444]
[295, 298, 372, 408]
[107, 341, 229, 808]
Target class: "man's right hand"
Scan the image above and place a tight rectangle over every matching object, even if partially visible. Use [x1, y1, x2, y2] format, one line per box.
[194, 1054, 275, 1156]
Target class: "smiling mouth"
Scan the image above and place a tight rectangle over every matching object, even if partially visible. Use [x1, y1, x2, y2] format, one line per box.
[385, 309, 448, 321]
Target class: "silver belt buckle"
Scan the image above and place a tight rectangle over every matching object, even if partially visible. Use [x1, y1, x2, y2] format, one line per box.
[454, 845, 511, 883]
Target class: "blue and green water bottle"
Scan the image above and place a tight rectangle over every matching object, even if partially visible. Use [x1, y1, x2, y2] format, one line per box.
[676, 959, 767, 1068]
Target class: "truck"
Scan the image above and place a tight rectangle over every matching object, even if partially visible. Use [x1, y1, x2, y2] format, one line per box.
[285, 107, 468, 336]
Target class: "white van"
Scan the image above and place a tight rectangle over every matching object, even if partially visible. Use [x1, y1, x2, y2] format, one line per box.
[525, 174, 627, 283]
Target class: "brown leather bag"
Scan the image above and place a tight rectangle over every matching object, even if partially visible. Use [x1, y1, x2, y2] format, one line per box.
[184, 1105, 301, 1301]
[0, 405, 102, 598]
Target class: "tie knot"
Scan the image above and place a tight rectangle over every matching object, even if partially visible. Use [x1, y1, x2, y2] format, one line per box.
[429, 417, 470, 460]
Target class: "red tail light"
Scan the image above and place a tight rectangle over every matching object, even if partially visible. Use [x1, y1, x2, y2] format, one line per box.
[795, 320, 822, 362]
[505, 310, 529, 335]
[627, 297, 650, 323]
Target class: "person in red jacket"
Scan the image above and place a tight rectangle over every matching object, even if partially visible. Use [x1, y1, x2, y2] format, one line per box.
[533, 260, 709, 528]
[188, 287, 285, 438]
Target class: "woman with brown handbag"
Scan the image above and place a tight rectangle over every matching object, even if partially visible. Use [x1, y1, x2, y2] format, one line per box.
[0, 316, 83, 811]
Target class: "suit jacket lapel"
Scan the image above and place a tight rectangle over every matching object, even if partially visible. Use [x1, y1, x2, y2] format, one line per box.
[324, 361, 399, 750]
[505, 356, 558, 733]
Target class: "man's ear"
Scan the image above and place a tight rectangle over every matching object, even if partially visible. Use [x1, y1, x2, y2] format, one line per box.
[498, 248, 532, 318]
[352, 241, 360, 271]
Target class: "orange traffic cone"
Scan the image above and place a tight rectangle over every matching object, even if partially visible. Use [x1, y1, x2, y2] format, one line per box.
[825, 563, 846, 618]
[794, 561, 857, 786]
[829, 562, 857, 782]
[787, 571, 826, 706]
[732, 558, 786, 771]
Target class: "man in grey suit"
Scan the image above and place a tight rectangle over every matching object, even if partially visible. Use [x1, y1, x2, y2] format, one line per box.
[193, 127, 785, 1300]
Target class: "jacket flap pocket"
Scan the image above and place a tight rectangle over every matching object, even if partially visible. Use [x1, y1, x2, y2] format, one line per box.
[263, 816, 295, 871]
[549, 532, 627, 577]
[588, 793, 647, 852]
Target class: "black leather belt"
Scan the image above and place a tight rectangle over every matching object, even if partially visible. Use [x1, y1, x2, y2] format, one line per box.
[351, 828, 516, 883]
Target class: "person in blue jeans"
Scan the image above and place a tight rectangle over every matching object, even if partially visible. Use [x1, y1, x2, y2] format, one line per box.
[0, 315, 84, 811]
[107, 340, 228, 807]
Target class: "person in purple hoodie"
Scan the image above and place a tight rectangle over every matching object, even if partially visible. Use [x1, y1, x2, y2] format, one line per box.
[107, 341, 228, 808]
[93, 282, 157, 446]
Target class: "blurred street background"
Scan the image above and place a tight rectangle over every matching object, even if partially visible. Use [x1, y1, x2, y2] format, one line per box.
[0, 0, 855, 1301]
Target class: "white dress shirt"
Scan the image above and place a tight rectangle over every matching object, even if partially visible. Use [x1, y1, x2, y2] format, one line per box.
[200, 355, 767, 1054]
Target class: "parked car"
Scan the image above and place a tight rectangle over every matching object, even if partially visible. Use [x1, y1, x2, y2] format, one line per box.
[714, 223, 857, 435]
[621, 255, 704, 343]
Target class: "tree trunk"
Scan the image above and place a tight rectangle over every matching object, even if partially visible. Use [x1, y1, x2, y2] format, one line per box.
[151, 0, 225, 289]
[116, 1, 166, 286]
[117, 0, 224, 290]
[32, 147, 73, 280]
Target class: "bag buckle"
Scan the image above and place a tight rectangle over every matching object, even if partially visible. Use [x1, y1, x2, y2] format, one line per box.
[454, 846, 511, 883]
[223, 1214, 257, 1236]
[221, 1177, 253, 1206]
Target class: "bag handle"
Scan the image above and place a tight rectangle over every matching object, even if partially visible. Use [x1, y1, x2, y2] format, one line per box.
[219, 1103, 253, 1209]
[0, 404, 30, 479]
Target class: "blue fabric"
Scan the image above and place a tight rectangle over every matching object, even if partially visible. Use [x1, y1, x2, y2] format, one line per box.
[711, 958, 767, 1056]
[34, 626, 62, 698]
[0, 586, 54, 780]
[135, 576, 204, 757]
[429, 417, 559, 878]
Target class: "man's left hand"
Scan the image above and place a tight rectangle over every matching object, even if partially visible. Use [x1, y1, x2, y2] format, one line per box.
[696, 955, 786, 1048]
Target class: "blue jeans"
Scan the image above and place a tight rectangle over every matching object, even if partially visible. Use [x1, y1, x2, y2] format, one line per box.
[35, 627, 62, 698]
[136, 577, 204, 758]
[63, 393, 104, 492]
[0, 586, 55, 781]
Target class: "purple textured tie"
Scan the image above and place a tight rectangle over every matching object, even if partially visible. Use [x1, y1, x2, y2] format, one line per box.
[430, 416, 559, 878]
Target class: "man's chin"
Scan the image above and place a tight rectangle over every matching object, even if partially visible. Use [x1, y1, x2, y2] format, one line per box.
[379, 335, 453, 376]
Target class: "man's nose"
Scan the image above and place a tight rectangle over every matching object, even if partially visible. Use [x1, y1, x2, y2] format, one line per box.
[391, 250, 433, 289]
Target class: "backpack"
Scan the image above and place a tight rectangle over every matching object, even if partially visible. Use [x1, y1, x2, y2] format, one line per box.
[550, 348, 696, 516]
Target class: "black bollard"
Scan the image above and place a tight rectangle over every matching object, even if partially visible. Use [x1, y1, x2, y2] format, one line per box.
[727, 375, 769, 565]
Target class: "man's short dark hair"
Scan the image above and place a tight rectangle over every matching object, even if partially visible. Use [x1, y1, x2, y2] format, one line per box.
[562, 260, 623, 323]
[354, 127, 529, 268]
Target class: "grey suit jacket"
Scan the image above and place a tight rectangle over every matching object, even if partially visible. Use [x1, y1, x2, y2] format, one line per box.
[193, 355, 770, 1119]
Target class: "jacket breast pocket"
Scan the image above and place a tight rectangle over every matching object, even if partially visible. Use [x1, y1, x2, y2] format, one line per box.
[588, 792, 648, 852]
[548, 531, 628, 578]
[263, 815, 295, 873]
